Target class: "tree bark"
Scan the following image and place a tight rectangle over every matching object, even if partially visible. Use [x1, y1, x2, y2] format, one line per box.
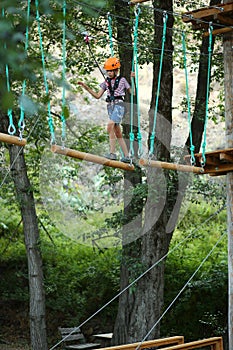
[0, 116, 48, 350]
[223, 3, 233, 347]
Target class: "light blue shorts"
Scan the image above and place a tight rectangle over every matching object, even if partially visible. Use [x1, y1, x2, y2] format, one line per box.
[107, 103, 125, 124]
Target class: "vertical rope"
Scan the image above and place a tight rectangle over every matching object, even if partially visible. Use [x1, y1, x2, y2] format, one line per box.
[107, 13, 114, 57]
[130, 5, 142, 159]
[2, 8, 16, 135]
[61, 0, 67, 147]
[149, 11, 168, 159]
[201, 22, 213, 167]
[18, 0, 31, 140]
[182, 31, 195, 165]
[35, 0, 55, 144]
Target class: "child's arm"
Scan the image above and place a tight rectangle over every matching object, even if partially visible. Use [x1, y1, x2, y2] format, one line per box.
[78, 82, 105, 99]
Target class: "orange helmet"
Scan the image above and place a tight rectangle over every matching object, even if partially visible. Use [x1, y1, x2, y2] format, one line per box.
[104, 57, 121, 70]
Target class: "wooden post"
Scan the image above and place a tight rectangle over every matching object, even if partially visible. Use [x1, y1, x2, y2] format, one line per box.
[0, 132, 27, 146]
[51, 145, 135, 171]
[139, 158, 204, 174]
[223, 1, 233, 347]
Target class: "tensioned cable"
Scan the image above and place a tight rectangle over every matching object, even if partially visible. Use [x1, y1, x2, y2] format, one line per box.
[49, 203, 226, 350]
[60, 0, 67, 147]
[35, 0, 56, 144]
[18, 0, 31, 140]
[201, 22, 213, 167]
[2, 8, 16, 136]
[149, 11, 168, 160]
[135, 229, 227, 350]
[182, 30, 196, 165]
[72, 0, 232, 33]
[0, 113, 43, 190]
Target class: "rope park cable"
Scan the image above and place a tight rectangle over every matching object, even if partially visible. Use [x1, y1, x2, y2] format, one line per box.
[35, 0, 68, 146]
[76, 1, 215, 165]
[2, 0, 31, 140]
[49, 203, 226, 350]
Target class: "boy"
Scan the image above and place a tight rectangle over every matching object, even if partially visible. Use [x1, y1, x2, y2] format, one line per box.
[78, 57, 132, 163]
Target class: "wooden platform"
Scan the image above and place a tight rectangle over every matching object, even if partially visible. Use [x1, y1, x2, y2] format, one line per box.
[184, 148, 233, 176]
[182, 1, 233, 36]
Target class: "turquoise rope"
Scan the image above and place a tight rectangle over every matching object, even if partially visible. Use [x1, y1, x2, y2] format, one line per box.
[61, 0, 67, 146]
[107, 13, 114, 57]
[35, 0, 55, 143]
[182, 31, 195, 165]
[19, 0, 31, 139]
[129, 55, 135, 159]
[201, 23, 213, 167]
[130, 5, 142, 159]
[149, 11, 168, 158]
[2, 8, 16, 135]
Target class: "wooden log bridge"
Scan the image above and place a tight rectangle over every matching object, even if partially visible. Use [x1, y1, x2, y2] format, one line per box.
[51, 145, 135, 171]
[139, 158, 204, 174]
[0, 132, 27, 146]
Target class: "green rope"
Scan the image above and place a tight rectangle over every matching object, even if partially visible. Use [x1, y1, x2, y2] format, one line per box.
[149, 11, 168, 158]
[107, 13, 114, 57]
[182, 31, 195, 165]
[2, 8, 16, 135]
[130, 5, 142, 159]
[35, 0, 55, 144]
[60, 0, 67, 146]
[201, 22, 213, 167]
[18, 0, 31, 140]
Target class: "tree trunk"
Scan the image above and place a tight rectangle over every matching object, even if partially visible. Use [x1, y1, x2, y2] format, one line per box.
[223, 4, 233, 347]
[113, 0, 174, 344]
[0, 116, 48, 350]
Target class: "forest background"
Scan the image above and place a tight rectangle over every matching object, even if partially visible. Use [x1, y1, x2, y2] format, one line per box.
[0, 0, 229, 349]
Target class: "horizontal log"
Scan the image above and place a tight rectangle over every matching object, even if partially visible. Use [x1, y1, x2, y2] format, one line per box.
[51, 145, 135, 171]
[0, 132, 27, 146]
[156, 337, 223, 350]
[139, 158, 204, 173]
[97, 337, 184, 350]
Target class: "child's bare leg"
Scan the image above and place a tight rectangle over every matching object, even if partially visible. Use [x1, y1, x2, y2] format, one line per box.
[107, 120, 117, 154]
[114, 124, 128, 156]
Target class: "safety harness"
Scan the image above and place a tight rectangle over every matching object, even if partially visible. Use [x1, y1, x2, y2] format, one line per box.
[105, 76, 123, 103]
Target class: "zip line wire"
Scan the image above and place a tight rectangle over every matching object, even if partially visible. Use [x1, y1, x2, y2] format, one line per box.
[49, 203, 226, 350]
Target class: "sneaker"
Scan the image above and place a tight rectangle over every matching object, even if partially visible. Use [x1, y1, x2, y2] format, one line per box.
[105, 153, 117, 160]
[120, 156, 131, 164]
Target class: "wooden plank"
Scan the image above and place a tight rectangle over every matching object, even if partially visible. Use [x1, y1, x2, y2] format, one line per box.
[97, 337, 184, 350]
[51, 145, 135, 171]
[220, 152, 233, 162]
[139, 158, 204, 173]
[216, 13, 233, 25]
[151, 337, 223, 350]
[182, 2, 233, 22]
[0, 132, 27, 146]
[204, 26, 233, 36]
[204, 163, 233, 174]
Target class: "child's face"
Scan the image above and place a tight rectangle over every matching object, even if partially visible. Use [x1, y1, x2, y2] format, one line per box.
[107, 69, 118, 78]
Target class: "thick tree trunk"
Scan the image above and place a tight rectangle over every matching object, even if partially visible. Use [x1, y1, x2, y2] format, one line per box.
[0, 116, 48, 350]
[113, 0, 174, 344]
[223, 6, 233, 348]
